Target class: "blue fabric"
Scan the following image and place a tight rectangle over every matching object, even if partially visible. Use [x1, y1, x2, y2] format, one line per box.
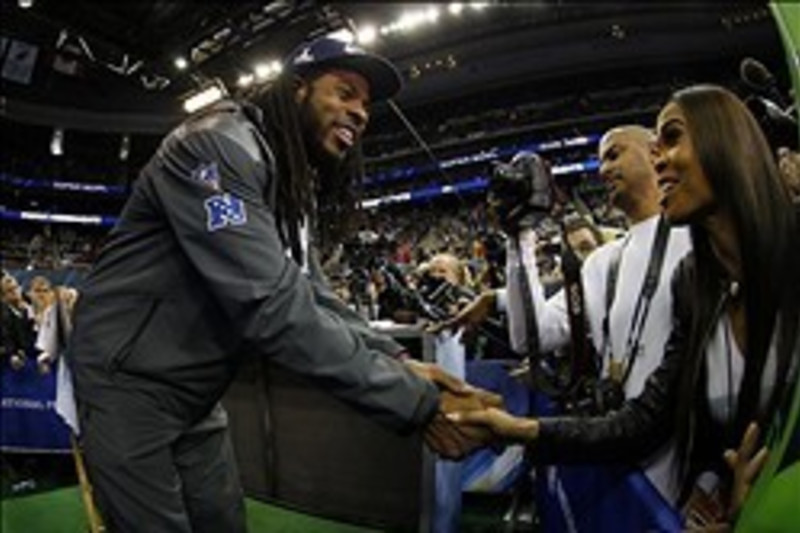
[460, 360, 682, 530]
[1, 355, 71, 453]
[433, 332, 466, 533]
[538, 464, 682, 532]
[532, 389, 682, 532]
[461, 360, 532, 493]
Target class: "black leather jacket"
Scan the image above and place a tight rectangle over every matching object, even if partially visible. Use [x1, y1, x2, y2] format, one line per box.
[534, 253, 754, 492]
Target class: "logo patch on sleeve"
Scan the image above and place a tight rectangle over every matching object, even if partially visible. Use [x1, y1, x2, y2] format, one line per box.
[204, 193, 247, 231]
[192, 162, 221, 191]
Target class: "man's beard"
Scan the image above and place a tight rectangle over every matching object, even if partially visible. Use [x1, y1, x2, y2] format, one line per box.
[298, 97, 345, 176]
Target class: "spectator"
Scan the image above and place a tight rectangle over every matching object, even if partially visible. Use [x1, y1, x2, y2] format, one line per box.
[1, 272, 36, 372]
[450, 85, 800, 530]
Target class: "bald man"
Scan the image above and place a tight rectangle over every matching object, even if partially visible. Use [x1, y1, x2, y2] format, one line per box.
[506, 126, 692, 502]
[446, 127, 693, 502]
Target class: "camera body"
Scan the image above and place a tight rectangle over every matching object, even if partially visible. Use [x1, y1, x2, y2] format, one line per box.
[563, 375, 626, 416]
[489, 151, 554, 229]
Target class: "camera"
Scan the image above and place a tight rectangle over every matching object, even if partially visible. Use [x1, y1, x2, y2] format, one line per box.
[562, 375, 625, 416]
[489, 151, 554, 228]
[745, 96, 798, 151]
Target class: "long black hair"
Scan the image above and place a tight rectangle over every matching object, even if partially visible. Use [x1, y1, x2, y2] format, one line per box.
[246, 72, 364, 260]
[670, 84, 800, 488]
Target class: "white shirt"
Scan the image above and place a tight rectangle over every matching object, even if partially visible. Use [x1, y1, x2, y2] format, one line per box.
[705, 314, 778, 426]
[503, 214, 692, 502]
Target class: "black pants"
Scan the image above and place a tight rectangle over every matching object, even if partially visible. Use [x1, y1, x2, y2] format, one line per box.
[80, 396, 246, 533]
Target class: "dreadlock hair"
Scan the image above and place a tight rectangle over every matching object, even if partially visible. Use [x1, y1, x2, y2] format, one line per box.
[244, 71, 364, 260]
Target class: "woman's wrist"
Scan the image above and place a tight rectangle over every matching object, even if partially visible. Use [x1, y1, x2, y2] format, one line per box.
[512, 418, 539, 442]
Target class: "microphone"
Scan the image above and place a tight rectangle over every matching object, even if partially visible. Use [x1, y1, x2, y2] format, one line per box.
[740, 57, 774, 90]
[740, 57, 791, 110]
[740, 57, 797, 150]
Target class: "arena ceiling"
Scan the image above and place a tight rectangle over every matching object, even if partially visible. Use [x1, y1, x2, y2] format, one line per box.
[0, 1, 784, 133]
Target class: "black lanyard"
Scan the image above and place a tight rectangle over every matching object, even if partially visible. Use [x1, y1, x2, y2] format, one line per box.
[514, 236, 541, 359]
[601, 216, 671, 385]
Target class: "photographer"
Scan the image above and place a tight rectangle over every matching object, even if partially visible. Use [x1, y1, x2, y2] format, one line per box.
[441, 126, 693, 504]
[450, 85, 800, 533]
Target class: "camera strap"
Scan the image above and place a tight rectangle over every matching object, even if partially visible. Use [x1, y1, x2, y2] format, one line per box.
[601, 215, 671, 386]
[560, 231, 595, 379]
[513, 234, 558, 394]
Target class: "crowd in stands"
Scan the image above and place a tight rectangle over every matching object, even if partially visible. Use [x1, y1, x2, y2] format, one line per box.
[1, 223, 105, 271]
[363, 79, 681, 160]
[318, 195, 626, 334]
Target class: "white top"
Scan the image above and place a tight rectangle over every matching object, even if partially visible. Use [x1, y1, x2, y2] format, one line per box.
[503, 214, 692, 502]
[705, 314, 778, 426]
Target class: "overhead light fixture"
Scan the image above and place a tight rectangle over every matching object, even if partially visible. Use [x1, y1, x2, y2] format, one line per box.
[119, 135, 131, 161]
[182, 79, 227, 113]
[18, 0, 34, 9]
[174, 56, 188, 70]
[254, 60, 282, 80]
[51, 128, 64, 156]
[448, 3, 464, 16]
[356, 25, 377, 45]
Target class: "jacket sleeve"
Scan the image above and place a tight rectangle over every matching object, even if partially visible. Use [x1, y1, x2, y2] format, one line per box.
[532, 255, 694, 463]
[148, 112, 438, 433]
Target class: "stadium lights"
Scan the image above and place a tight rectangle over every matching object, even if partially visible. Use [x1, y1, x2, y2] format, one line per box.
[356, 25, 377, 45]
[448, 3, 464, 16]
[237, 73, 254, 87]
[119, 135, 130, 161]
[182, 80, 228, 113]
[50, 128, 64, 156]
[254, 60, 282, 80]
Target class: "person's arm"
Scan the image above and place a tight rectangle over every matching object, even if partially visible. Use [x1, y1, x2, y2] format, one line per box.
[505, 227, 569, 354]
[149, 113, 438, 434]
[453, 255, 694, 464]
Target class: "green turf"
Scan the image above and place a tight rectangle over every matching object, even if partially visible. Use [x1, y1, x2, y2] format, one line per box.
[1, 486, 380, 532]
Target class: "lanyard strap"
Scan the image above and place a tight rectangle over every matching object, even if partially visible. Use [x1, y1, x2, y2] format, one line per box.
[514, 236, 542, 359]
[601, 216, 671, 384]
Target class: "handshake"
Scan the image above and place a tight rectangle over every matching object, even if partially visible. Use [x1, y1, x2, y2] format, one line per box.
[405, 359, 539, 460]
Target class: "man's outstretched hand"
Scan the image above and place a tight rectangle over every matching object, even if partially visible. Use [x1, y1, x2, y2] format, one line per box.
[405, 359, 504, 459]
[405, 359, 503, 409]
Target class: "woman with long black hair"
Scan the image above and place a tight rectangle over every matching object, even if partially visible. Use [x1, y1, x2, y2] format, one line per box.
[451, 85, 800, 528]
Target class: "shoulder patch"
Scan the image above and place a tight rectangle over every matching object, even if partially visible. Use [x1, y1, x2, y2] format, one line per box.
[192, 162, 221, 191]
[204, 193, 247, 231]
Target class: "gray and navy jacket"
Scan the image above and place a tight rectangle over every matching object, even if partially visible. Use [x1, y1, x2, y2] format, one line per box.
[67, 100, 439, 432]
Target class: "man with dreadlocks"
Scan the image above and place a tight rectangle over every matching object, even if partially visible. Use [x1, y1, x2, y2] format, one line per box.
[66, 36, 498, 532]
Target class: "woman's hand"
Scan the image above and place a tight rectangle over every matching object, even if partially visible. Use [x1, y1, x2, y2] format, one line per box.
[447, 407, 539, 444]
[724, 422, 769, 520]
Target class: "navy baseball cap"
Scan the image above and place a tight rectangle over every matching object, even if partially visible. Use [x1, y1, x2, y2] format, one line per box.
[285, 36, 402, 101]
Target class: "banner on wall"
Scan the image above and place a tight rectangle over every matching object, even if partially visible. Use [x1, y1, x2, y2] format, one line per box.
[1, 357, 72, 453]
[1, 39, 38, 85]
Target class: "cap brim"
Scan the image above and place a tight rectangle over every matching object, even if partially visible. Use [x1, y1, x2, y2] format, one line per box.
[311, 54, 403, 102]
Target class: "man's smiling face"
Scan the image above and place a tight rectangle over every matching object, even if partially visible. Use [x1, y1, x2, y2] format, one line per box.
[296, 69, 371, 165]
